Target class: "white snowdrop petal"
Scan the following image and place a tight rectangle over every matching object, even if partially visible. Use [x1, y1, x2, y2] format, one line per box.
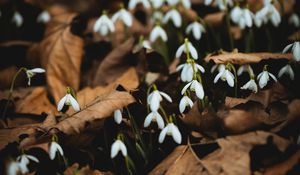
[57, 95, 67, 111]
[226, 70, 235, 87]
[179, 98, 187, 113]
[282, 43, 293, 53]
[214, 71, 223, 84]
[159, 92, 172, 102]
[288, 66, 294, 80]
[158, 126, 168, 143]
[194, 81, 204, 99]
[181, 82, 192, 95]
[259, 72, 269, 88]
[268, 73, 277, 82]
[110, 141, 120, 158]
[27, 155, 39, 163]
[175, 45, 185, 58]
[192, 23, 201, 40]
[188, 43, 198, 59]
[185, 23, 193, 34]
[171, 124, 182, 144]
[172, 10, 182, 27]
[196, 64, 205, 73]
[182, 0, 191, 9]
[204, 0, 213, 5]
[114, 110, 122, 124]
[55, 142, 64, 157]
[278, 66, 287, 78]
[30, 68, 45, 73]
[156, 113, 165, 129]
[144, 112, 154, 128]
[7, 162, 20, 175]
[68, 95, 80, 112]
[119, 142, 127, 157]
[49, 142, 56, 160]
[176, 64, 185, 72]
[150, 93, 160, 111]
[293, 42, 300, 61]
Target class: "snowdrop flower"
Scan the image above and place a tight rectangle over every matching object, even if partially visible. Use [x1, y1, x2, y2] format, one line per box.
[283, 42, 300, 61]
[25, 68, 45, 86]
[237, 64, 253, 76]
[176, 62, 205, 82]
[166, 0, 179, 6]
[151, 0, 164, 9]
[114, 109, 122, 124]
[133, 36, 152, 53]
[7, 161, 21, 175]
[112, 8, 133, 27]
[257, 66, 277, 89]
[93, 12, 115, 36]
[176, 38, 198, 59]
[12, 11, 23, 27]
[159, 123, 182, 144]
[215, 0, 233, 10]
[181, 0, 191, 9]
[181, 80, 204, 99]
[37, 10, 51, 23]
[111, 140, 127, 158]
[147, 89, 172, 111]
[151, 11, 164, 23]
[289, 13, 300, 27]
[204, 0, 212, 6]
[185, 21, 206, 40]
[278, 64, 294, 80]
[49, 141, 64, 160]
[214, 67, 235, 87]
[16, 154, 39, 174]
[150, 25, 168, 42]
[144, 111, 165, 129]
[128, 0, 151, 10]
[255, 3, 281, 27]
[231, 7, 253, 29]
[179, 96, 193, 113]
[57, 88, 80, 112]
[241, 79, 258, 93]
[162, 8, 182, 28]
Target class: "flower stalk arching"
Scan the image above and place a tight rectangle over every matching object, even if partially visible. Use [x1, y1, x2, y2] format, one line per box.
[227, 63, 238, 97]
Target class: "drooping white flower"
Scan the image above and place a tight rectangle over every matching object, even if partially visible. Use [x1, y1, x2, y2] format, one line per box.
[16, 154, 39, 174]
[162, 9, 182, 28]
[278, 64, 294, 80]
[159, 123, 182, 144]
[175, 39, 198, 59]
[231, 7, 253, 29]
[57, 91, 80, 112]
[204, 0, 213, 6]
[185, 21, 206, 40]
[37, 10, 51, 23]
[25, 68, 45, 86]
[214, 68, 235, 87]
[49, 142, 64, 160]
[150, 25, 168, 42]
[7, 161, 21, 175]
[257, 67, 277, 89]
[128, 0, 151, 10]
[144, 111, 165, 129]
[93, 13, 115, 36]
[255, 3, 281, 27]
[181, 80, 204, 99]
[112, 8, 133, 27]
[179, 96, 193, 113]
[111, 140, 127, 158]
[114, 109, 122, 124]
[166, 0, 180, 6]
[181, 0, 191, 9]
[289, 13, 300, 27]
[237, 64, 253, 76]
[12, 11, 23, 27]
[176, 62, 205, 82]
[215, 0, 233, 10]
[147, 89, 172, 111]
[133, 37, 152, 53]
[151, 0, 164, 9]
[241, 79, 258, 93]
[283, 42, 300, 61]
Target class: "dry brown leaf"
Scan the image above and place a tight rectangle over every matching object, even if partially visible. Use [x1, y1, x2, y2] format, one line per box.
[64, 163, 112, 175]
[200, 131, 290, 175]
[262, 150, 300, 175]
[204, 51, 292, 65]
[93, 38, 136, 87]
[149, 146, 209, 175]
[15, 87, 57, 115]
[54, 91, 135, 135]
[288, 30, 300, 41]
[29, 12, 84, 104]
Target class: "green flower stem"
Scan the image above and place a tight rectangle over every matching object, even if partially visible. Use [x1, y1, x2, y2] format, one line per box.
[1, 67, 26, 120]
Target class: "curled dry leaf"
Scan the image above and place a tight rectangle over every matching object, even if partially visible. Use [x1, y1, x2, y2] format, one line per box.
[204, 51, 292, 65]
[28, 11, 84, 104]
[64, 163, 112, 175]
[200, 131, 291, 175]
[93, 38, 136, 87]
[149, 146, 208, 175]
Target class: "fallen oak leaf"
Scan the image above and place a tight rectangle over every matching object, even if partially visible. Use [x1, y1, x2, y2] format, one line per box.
[64, 163, 112, 175]
[204, 51, 292, 65]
